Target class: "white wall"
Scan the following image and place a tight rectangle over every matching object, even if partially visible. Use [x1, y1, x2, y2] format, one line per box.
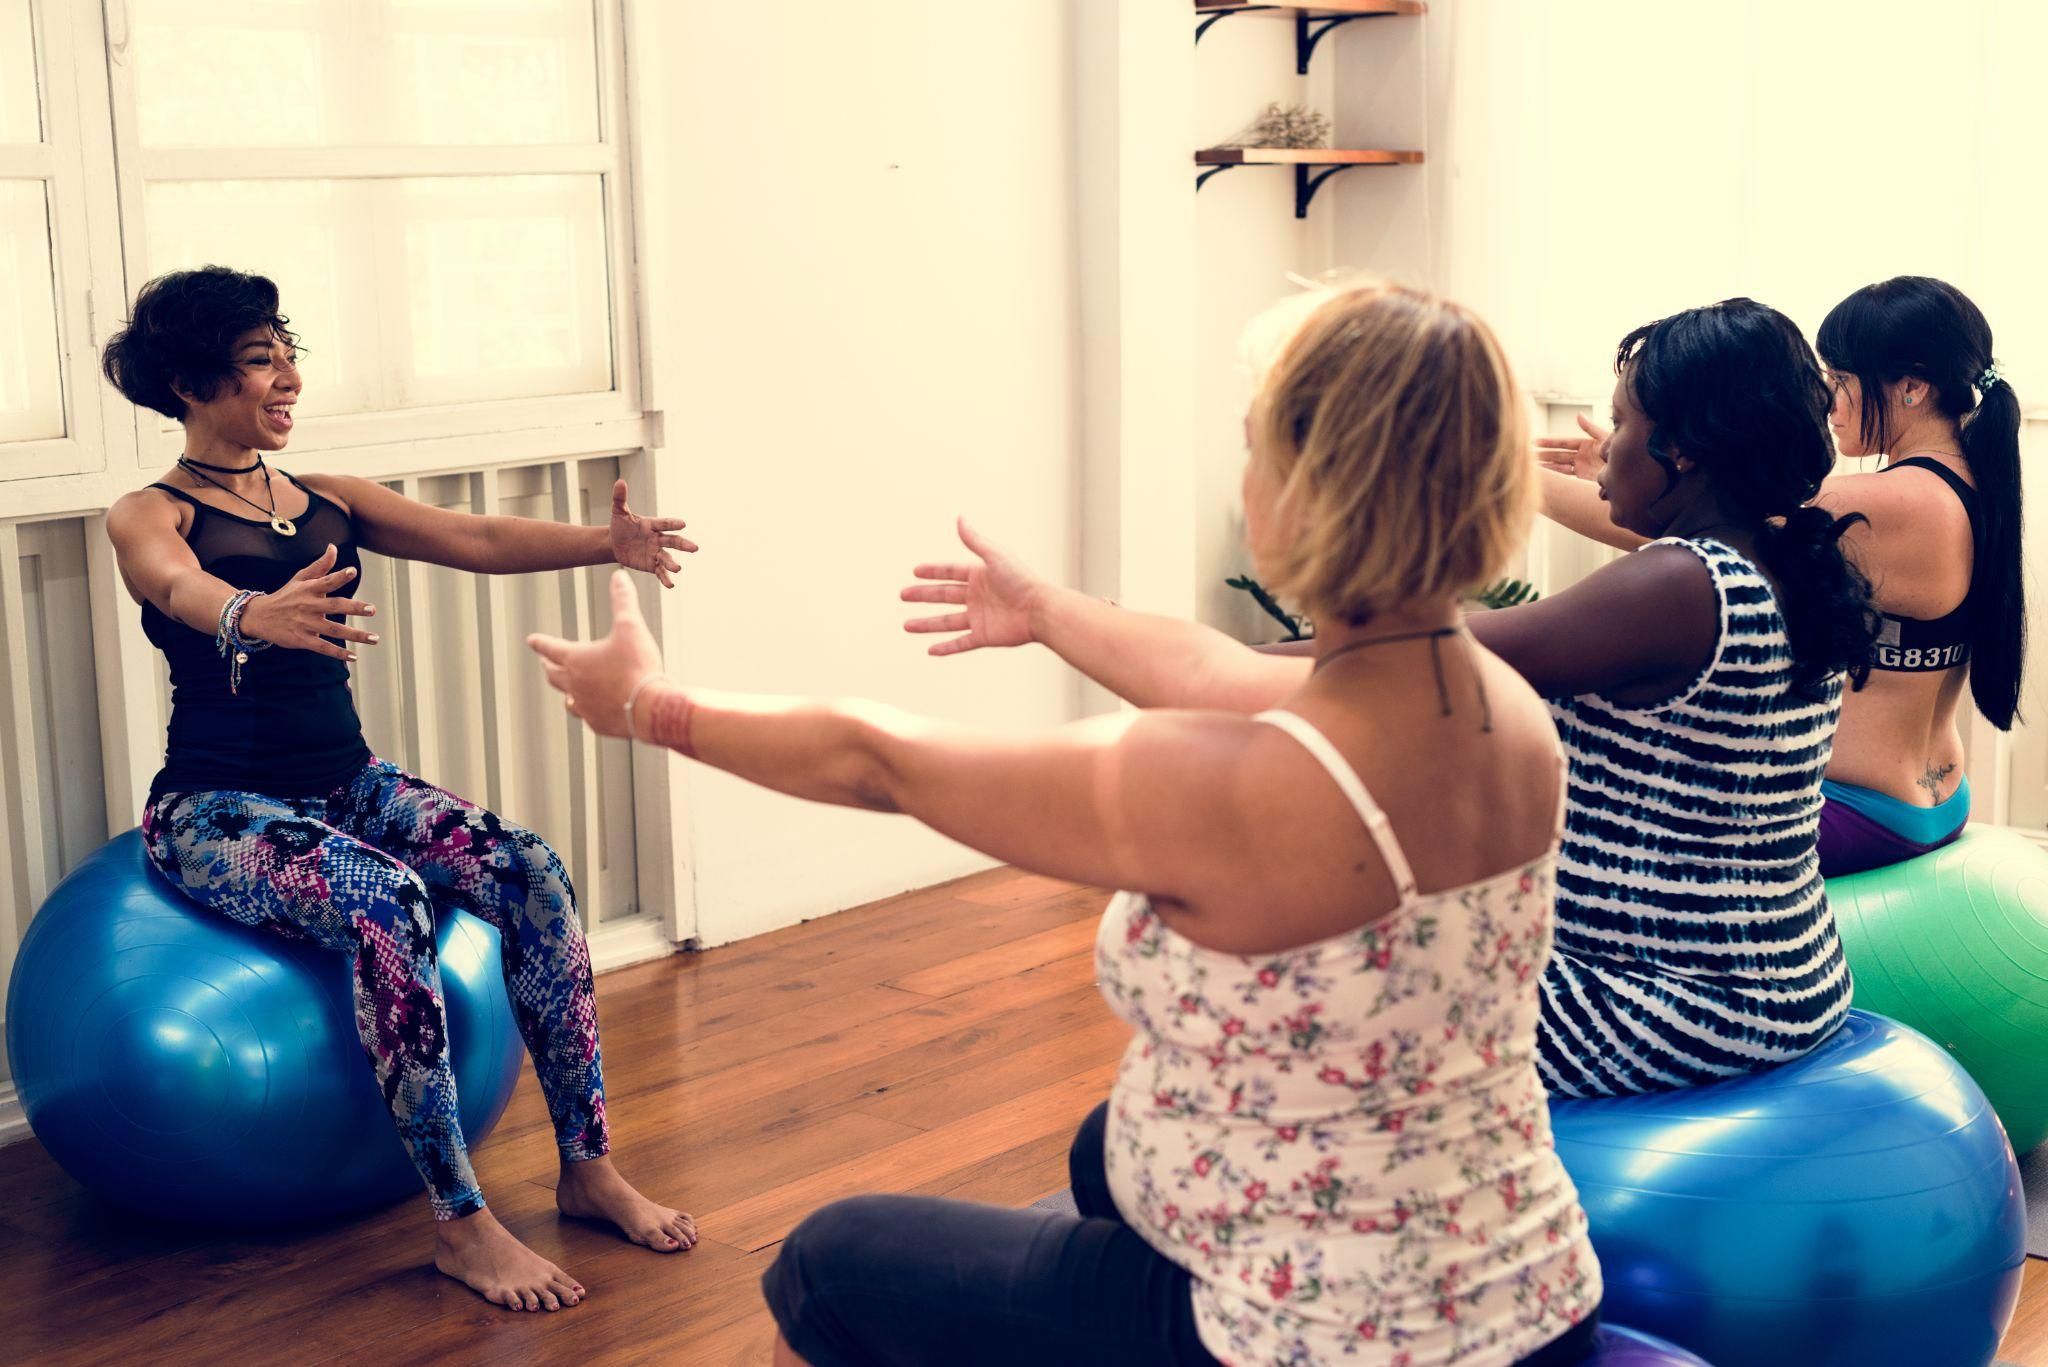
[630, 3, 1087, 946]
[1425, 0, 2048, 831]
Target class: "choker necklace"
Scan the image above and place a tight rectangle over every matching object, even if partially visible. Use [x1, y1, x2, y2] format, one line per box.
[1314, 626, 1492, 732]
[179, 454, 263, 474]
[178, 457, 297, 536]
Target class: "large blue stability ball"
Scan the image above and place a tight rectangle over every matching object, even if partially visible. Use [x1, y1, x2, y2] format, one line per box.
[1551, 1011, 2024, 1367]
[6, 832, 525, 1227]
[1582, 1324, 1713, 1365]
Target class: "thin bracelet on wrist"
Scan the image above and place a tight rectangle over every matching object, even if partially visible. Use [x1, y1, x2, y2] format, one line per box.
[643, 684, 697, 758]
[621, 674, 667, 744]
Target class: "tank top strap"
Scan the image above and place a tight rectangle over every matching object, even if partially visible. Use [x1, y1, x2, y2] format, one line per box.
[1253, 709, 1418, 902]
[147, 481, 205, 509]
[1886, 456, 1983, 534]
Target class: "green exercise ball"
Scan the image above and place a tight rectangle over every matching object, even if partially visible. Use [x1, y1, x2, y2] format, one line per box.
[1829, 825, 2048, 1153]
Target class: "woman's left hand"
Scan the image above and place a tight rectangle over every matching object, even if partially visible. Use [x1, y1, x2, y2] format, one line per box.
[528, 571, 668, 738]
[609, 479, 699, 588]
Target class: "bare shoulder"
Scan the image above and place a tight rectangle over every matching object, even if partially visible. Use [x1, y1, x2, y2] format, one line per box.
[107, 484, 186, 538]
[1819, 467, 1972, 536]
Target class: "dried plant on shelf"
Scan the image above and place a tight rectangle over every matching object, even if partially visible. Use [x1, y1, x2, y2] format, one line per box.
[1219, 102, 1333, 151]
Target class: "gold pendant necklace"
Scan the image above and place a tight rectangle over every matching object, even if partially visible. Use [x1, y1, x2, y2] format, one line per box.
[179, 457, 297, 536]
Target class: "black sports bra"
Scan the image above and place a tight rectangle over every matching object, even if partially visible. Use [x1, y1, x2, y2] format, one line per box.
[1872, 456, 1980, 673]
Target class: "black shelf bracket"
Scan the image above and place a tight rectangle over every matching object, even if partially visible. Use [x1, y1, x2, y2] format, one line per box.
[1196, 161, 1361, 217]
[1194, 5, 1278, 44]
[1296, 12, 1372, 73]
[1194, 8, 1409, 68]
[1295, 163, 1355, 217]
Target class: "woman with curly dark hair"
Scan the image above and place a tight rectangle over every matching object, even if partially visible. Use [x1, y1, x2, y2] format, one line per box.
[101, 265, 698, 1311]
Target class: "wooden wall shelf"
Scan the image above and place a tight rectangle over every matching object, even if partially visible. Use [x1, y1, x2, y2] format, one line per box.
[1194, 1, 1427, 70]
[1195, 147, 1423, 217]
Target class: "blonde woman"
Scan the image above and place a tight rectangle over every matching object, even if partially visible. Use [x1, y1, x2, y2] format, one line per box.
[531, 281, 1601, 1366]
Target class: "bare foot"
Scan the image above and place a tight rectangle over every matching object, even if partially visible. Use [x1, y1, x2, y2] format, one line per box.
[434, 1208, 585, 1311]
[557, 1154, 698, 1253]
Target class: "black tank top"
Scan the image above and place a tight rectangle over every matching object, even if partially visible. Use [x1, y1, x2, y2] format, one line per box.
[143, 472, 372, 800]
[1872, 456, 1981, 673]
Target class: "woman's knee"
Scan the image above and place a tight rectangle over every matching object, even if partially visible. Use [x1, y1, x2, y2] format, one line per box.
[479, 818, 578, 907]
[764, 1196, 905, 1351]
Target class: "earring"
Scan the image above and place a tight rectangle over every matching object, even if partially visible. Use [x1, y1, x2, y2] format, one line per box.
[1904, 396, 1916, 406]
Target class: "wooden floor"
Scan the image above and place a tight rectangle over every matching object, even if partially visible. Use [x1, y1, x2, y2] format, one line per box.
[1, 866, 2043, 1366]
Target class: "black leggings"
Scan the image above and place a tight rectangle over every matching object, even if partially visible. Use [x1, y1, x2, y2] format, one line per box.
[762, 1103, 1601, 1366]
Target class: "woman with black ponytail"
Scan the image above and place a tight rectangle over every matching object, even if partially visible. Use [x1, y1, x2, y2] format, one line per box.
[1809, 278, 2021, 873]
[1540, 277, 2021, 876]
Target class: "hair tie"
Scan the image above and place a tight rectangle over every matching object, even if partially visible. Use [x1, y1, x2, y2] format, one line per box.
[1978, 362, 2005, 391]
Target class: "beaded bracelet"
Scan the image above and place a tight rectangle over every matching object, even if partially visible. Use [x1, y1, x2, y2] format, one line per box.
[215, 589, 271, 695]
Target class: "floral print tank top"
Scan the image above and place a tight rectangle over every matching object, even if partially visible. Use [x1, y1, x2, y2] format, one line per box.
[1096, 711, 1600, 1366]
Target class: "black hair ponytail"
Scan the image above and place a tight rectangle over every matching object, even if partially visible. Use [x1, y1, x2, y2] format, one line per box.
[1964, 374, 2025, 726]
[1819, 276, 2024, 727]
[1619, 299, 1879, 700]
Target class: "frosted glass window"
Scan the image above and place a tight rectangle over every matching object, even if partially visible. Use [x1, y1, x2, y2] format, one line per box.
[130, 0, 598, 148]
[0, 0, 38, 144]
[144, 180, 377, 420]
[145, 175, 611, 416]
[399, 175, 613, 406]
[0, 181, 63, 443]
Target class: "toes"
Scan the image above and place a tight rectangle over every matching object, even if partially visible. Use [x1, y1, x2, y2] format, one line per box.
[551, 1273, 583, 1306]
[522, 1290, 540, 1312]
[541, 1289, 562, 1312]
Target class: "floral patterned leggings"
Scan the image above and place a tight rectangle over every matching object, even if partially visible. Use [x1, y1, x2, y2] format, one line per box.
[141, 758, 608, 1219]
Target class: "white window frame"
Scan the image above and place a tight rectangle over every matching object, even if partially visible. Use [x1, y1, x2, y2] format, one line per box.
[1, 0, 126, 485]
[98, 0, 651, 486]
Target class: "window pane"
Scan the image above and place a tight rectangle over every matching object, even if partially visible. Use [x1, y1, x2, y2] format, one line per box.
[398, 176, 614, 406]
[0, 180, 63, 443]
[130, 0, 599, 148]
[0, 0, 39, 144]
[144, 174, 612, 417]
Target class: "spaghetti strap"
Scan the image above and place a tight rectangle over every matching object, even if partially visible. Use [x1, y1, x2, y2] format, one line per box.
[1253, 709, 1419, 902]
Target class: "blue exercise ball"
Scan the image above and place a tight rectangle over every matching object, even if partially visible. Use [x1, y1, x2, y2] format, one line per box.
[1583, 1324, 1714, 1365]
[1551, 1011, 2024, 1367]
[6, 831, 525, 1227]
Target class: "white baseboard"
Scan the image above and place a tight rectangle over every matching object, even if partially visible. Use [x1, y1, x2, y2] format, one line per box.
[0, 1083, 26, 1147]
[589, 915, 677, 974]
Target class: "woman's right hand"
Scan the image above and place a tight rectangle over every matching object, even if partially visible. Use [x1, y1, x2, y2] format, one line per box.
[901, 518, 1047, 656]
[239, 544, 379, 662]
[1534, 414, 1612, 480]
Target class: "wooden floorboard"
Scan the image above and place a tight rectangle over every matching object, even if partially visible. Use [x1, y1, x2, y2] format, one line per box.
[1, 869, 2042, 1367]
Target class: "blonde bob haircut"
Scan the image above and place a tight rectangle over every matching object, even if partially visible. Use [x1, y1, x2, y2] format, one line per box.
[1244, 278, 1535, 627]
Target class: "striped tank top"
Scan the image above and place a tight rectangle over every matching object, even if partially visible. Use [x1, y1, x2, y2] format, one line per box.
[1535, 537, 1852, 1097]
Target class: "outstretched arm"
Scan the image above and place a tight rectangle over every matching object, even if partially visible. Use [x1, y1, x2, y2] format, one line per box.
[530, 573, 1348, 953]
[1464, 543, 1718, 701]
[904, 519, 1308, 713]
[304, 475, 699, 586]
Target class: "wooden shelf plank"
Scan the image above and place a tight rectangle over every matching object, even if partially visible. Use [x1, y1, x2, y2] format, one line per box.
[1196, 147, 1424, 166]
[1194, 2, 1427, 17]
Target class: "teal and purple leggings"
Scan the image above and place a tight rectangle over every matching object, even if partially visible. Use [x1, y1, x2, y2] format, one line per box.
[141, 758, 607, 1219]
[1818, 776, 1970, 878]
